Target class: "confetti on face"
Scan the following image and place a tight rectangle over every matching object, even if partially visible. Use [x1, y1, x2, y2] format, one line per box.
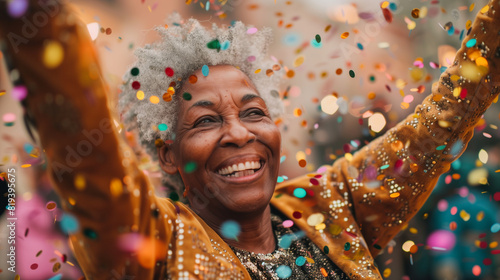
[221, 220, 240, 240]
[340, 32, 349, 39]
[184, 161, 197, 173]
[201, 65, 209, 76]
[136, 90, 145, 100]
[411, 8, 420, 18]
[2, 113, 15, 126]
[149, 96, 160, 104]
[132, 81, 141, 90]
[282, 220, 294, 228]
[182, 92, 192, 101]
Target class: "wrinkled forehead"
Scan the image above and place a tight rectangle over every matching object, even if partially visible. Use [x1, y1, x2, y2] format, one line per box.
[181, 65, 259, 98]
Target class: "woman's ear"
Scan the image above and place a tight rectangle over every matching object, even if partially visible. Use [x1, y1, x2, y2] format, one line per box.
[158, 142, 178, 174]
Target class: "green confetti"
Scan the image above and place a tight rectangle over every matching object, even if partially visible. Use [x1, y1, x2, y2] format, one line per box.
[349, 70, 355, 78]
[315, 34, 321, 43]
[182, 92, 192, 101]
[184, 161, 197, 173]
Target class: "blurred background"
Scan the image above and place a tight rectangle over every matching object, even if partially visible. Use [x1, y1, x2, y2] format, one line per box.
[0, 0, 499, 279]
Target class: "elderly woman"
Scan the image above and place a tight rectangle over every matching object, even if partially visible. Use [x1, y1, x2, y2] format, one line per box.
[1, 0, 499, 279]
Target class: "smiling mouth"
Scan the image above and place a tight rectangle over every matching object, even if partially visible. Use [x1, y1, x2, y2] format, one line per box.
[216, 160, 263, 178]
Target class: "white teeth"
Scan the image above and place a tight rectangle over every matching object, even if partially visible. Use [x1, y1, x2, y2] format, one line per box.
[217, 160, 262, 175]
[238, 163, 245, 170]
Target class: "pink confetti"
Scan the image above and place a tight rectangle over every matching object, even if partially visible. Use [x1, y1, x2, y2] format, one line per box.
[247, 27, 258, 34]
[11, 85, 27, 101]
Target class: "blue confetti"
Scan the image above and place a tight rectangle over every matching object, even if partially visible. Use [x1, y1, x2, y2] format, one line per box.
[277, 176, 284, 183]
[295, 256, 306, 266]
[206, 1, 210, 10]
[451, 159, 461, 170]
[276, 265, 292, 278]
[221, 40, 231, 51]
[450, 140, 463, 156]
[293, 188, 306, 198]
[465, 38, 476, 48]
[447, 26, 455, 36]
[202, 65, 209, 77]
[380, 164, 390, 170]
[47, 274, 63, 280]
[459, 29, 465, 41]
[311, 38, 322, 48]
[280, 156, 287, 163]
[357, 43, 364, 50]
[158, 123, 168, 131]
[23, 143, 34, 154]
[60, 213, 79, 234]
[282, 33, 301, 46]
[491, 223, 500, 233]
[439, 66, 448, 74]
[221, 220, 240, 240]
[436, 145, 446, 151]
[389, 2, 397, 11]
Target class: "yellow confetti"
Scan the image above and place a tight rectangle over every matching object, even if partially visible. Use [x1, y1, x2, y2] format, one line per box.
[293, 55, 305, 67]
[149, 96, 160, 104]
[136, 90, 145, 100]
[21, 164, 31, 168]
[409, 227, 418, 234]
[340, 32, 350, 39]
[43, 41, 64, 69]
[390, 192, 400, 198]
[469, 3, 475, 11]
[466, 20, 472, 30]
[0, 90, 5, 97]
[254, 69, 261, 74]
[476, 211, 484, 221]
[380, 1, 389, 9]
[460, 209, 471, 221]
[110, 178, 123, 197]
[68, 197, 76, 206]
[74, 174, 86, 190]
[383, 268, 391, 278]
[480, 4, 489, 14]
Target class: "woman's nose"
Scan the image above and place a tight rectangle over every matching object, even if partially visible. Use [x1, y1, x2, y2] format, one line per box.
[220, 119, 256, 147]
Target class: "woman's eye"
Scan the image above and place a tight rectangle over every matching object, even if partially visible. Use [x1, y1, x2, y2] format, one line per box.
[244, 109, 265, 117]
[194, 116, 216, 127]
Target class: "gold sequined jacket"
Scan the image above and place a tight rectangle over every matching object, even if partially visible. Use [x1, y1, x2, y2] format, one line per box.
[1, 0, 499, 279]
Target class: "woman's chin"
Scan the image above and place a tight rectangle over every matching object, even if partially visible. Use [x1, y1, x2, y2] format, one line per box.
[223, 192, 272, 213]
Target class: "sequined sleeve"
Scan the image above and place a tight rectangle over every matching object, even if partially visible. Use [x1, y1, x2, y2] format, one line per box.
[327, 0, 500, 257]
[0, 1, 176, 278]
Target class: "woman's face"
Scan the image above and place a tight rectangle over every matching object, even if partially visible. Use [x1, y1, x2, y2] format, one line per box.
[162, 65, 281, 214]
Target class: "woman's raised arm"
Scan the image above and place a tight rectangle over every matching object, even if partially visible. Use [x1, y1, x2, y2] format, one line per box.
[0, 1, 176, 278]
[329, 0, 500, 257]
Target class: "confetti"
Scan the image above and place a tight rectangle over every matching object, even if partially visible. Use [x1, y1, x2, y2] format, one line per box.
[247, 27, 258, 34]
[295, 256, 306, 266]
[340, 32, 349, 39]
[60, 213, 79, 234]
[165, 67, 174, 77]
[221, 220, 240, 240]
[2, 113, 16, 126]
[293, 188, 306, 198]
[46, 201, 57, 211]
[182, 92, 192, 101]
[158, 123, 168, 131]
[184, 161, 197, 173]
[43, 41, 64, 69]
[201, 65, 209, 76]
[293, 55, 305, 67]
[11, 86, 27, 101]
[7, 0, 28, 18]
[349, 70, 355, 78]
[276, 265, 292, 278]
[130, 67, 139, 76]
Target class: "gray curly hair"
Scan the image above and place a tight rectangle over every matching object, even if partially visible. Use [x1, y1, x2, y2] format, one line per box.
[118, 14, 285, 201]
